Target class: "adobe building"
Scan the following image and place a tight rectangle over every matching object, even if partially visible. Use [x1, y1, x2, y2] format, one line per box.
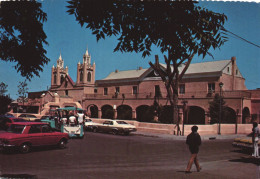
[13, 48, 260, 125]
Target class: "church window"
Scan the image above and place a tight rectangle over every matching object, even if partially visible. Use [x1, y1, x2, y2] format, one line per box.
[155, 85, 161, 97]
[65, 90, 68, 96]
[87, 72, 91, 82]
[104, 88, 108, 95]
[133, 86, 138, 94]
[80, 70, 83, 82]
[208, 83, 215, 93]
[54, 74, 57, 84]
[60, 75, 65, 84]
[179, 84, 185, 94]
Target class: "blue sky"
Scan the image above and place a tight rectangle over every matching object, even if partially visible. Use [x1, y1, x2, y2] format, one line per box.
[1, 0, 260, 99]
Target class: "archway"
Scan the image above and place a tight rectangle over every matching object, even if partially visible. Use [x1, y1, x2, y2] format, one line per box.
[136, 105, 150, 122]
[187, 106, 205, 124]
[222, 107, 236, 124]
[242, 107, 251, 124]
[86, 104, 98, 118]
[117, 105, 132, 120]
[101, 105, 113, 119]
[159, 105, 173, 124]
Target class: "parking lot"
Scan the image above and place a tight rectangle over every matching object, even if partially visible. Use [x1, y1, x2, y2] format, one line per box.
[0, 132, 259, 179]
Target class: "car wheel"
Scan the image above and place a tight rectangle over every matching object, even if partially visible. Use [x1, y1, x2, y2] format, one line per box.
[20, 143, 31, 154]
[112, 129, 118, 135]
[58, 139, 67, 149]
[124, 131, 130, 136]
[93, 127, 98, 133]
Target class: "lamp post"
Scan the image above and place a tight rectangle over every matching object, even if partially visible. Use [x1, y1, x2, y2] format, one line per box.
[236, 109, 239, 134]
[218, 82, 224, 135]
[182, 100, 188, 136]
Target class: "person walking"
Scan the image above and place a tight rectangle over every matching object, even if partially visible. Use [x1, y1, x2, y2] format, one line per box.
[252, 122, 259, 158]
[185, 125, 202, 173]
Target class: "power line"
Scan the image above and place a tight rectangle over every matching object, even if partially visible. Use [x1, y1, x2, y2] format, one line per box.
[221, 27, 260, 49]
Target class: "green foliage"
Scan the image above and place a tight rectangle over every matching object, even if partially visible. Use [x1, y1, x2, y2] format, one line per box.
[67, 0, 227, 59]
[17, 80, 29, 105]
[0, 1, 49, 79]
[208, 93, 227, 124]
[0, 82, 8, 96]
[0, 95, 12, 115]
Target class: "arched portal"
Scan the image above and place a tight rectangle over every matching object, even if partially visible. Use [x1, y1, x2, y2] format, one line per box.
[136, 105, 150, 122]
[222, 107, 236, 124]
[187, 106, 205, 124]
[117, 105, 132, 120]
[101, 105, 114, 119]
[242, 107, 251, 124]
[159, 105, 173, 124]
[86, 104, 98, 118]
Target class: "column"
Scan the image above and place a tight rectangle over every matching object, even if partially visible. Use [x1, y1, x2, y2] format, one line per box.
[98, 109, 102, 118]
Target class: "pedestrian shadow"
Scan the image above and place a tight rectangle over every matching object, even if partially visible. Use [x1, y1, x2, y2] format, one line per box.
[229, 156, 260, 166]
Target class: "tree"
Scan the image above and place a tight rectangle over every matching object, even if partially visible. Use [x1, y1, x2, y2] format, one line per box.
[0, 1, 49, 79]
[0, 82, 8, 96]
[67, 1, 227, 126]
[17, 80, 29, 111]
[0, 82, 12, 114]
[208, 93, 227, 124]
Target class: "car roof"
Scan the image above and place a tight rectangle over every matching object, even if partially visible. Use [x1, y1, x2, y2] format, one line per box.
[11, 122, 48, 125]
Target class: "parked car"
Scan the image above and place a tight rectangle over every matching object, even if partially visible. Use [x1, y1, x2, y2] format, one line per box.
[84, 118, 99, 131]
[92, 120, 137, 135]
[232, 133, 260, 152]
[18, 114, 38, 121]
[0, 116, 27, 130]
[0, 122, 69, 153]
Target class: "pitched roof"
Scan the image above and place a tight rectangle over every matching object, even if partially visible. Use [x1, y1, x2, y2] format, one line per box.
[175, 60, 231, 74]
[101, 60, 231, 81]
[103, 68, 147, 80]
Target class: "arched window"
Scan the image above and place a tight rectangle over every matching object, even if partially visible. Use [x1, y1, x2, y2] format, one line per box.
[87, 72, 91, 82]
[80, 70, 83, 82]
[54, 74, 57, 84]
[60, 75, 64, 84]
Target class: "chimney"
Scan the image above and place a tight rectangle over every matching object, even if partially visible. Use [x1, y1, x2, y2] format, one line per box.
[231, 56, 236, 90]
[115, 69, 118, 73]
[138, 67, 143, 70]
[231, 56, 236, 76]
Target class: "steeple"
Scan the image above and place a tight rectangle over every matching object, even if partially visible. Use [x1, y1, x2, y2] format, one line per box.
[57, 53, 64, 68]
[83, 47, 91, 64]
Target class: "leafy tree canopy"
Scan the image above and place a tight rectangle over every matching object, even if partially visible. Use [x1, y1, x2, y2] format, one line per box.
[67, 0, 227, 60]
[0, 1, 49, 79]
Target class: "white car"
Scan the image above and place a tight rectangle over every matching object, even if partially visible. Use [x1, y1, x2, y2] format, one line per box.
[91, 120, 137, 135]
[84, 118, 99, 131]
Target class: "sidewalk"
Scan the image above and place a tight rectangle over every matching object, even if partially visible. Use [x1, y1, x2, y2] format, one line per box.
[133, 131, 247, 140]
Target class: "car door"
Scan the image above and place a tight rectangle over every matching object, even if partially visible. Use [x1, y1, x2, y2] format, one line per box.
[41, 124, 58, 145]
[27, 125, 44, 146]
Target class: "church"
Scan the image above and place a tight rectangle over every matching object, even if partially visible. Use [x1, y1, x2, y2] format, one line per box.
[14, 48, 260, 125]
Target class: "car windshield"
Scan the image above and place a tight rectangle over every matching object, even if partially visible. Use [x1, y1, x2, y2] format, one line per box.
[85, 119, 92, 122]
[7, 125, 25, 134]
[116, 121, 128, 125]
[13, 118, 27, 122]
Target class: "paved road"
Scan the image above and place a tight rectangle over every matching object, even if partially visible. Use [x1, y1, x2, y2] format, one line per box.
[0, 132, 259, 179]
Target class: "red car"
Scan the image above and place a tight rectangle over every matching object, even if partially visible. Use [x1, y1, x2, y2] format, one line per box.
[0, 116, 27, 130]
[0, 122, 69, 153]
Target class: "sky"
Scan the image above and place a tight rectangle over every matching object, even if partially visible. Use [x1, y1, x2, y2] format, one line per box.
[0, 0, 260, 99]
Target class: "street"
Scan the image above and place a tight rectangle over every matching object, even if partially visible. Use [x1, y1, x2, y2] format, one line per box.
[0, 132, 259, 179]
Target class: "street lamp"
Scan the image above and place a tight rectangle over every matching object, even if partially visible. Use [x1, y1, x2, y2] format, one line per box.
[218, 82, 224, 135]
[182, 100, 188, 136]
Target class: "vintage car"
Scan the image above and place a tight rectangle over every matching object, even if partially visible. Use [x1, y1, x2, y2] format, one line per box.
[232, 133, 260, 152]
[0, 116, 27, 130]
[0, 122, 69, 153]
[18, 114, 38, 121]
[92, 120, 137, 135]
[84, 118, 99, 131]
